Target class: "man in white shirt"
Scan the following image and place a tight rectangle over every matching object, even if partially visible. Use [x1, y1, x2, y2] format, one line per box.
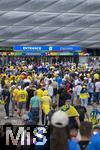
[95, 79, 100, 104]
[28, 64, 33, 70]
[74, 76, 79, 86]
[73, 83, 82, 105]
[47, 80, 53, 99]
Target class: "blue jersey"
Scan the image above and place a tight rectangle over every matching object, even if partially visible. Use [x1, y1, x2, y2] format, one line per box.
[87, 132, 100, 150]
[69, 140, 81, 150]
[56, 76, 62, 87]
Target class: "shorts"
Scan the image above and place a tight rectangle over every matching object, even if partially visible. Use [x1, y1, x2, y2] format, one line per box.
[12, 101, 17, 108]
[18, 102, 26, 109]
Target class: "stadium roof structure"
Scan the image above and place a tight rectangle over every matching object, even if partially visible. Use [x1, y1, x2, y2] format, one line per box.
[0, 0, 100, 48]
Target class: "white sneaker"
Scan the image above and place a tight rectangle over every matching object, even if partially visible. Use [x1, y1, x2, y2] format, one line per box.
[4, 116, 9, 119]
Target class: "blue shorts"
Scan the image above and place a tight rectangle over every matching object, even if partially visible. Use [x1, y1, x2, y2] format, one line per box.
[18, 102, 26, 109]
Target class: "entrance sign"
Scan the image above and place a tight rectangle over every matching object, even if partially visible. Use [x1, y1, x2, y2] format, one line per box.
[13, 45, 81, 52]
[13, 45, 82, 56]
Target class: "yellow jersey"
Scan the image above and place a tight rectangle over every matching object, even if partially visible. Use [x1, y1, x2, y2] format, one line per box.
[61, 104, 79, 117]
[37, 89, 43, 99]
[41, 96, 51, 115]
[17, 89, 28, 102]
[5, 79, 9, 85]
[80, 92, 89, 99]
[94, 73, 99, 80]
[13, 88, 19, 101]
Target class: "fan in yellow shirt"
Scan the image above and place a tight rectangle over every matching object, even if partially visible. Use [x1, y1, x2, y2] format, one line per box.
[11, 86, 19, 115]
[61, 103, 79, 118]
[61, 99, 80, 127]
[94, 73, 99, 80]
[1, 73, 6, 77]
[37, 85, 43, 99]
[27, 75, 32, 81]
[13, 87, 19, 102]
[80, 86, 89, 100]
[41, 90, 51, 124]
[5, 77, 10, 85]
[17, 89, 28, 103]
[10, 65, 14, 70]
[17, 86, 28, 117]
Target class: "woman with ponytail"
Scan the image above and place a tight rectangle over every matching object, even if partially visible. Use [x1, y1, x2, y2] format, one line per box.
[50, 111, 80, 150]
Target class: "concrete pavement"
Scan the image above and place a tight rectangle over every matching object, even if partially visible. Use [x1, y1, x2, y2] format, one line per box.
[0, 103, 99, 125]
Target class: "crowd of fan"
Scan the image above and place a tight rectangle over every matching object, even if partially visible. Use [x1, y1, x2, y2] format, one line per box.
[0, 60, 100, 150]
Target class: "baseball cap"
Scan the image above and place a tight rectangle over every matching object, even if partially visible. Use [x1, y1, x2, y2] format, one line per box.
[51, 111, 69, 128]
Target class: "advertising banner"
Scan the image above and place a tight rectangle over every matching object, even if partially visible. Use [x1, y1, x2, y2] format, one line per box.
[13, 46, 57, 51]
[0, 47, 13, 51]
